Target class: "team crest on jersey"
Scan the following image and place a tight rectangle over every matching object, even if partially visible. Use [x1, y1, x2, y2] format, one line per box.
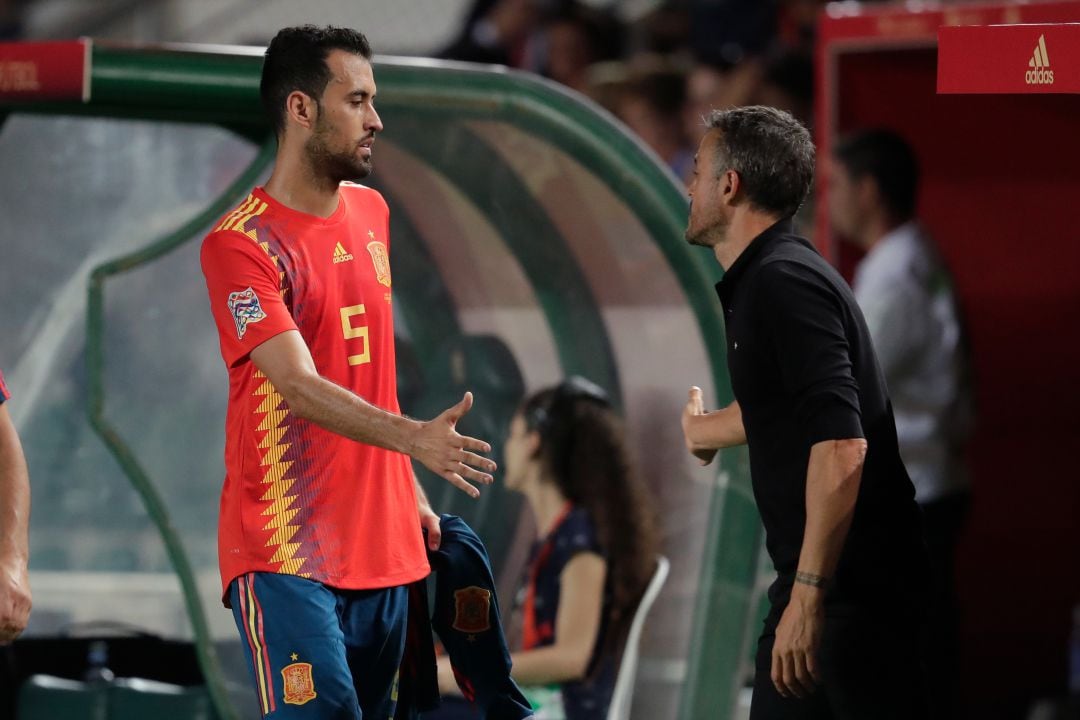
[452, 586, 492, 634]
[227, 287, 267, 339]
[367, 241, 392, 288]
[281, 662, 317, 705]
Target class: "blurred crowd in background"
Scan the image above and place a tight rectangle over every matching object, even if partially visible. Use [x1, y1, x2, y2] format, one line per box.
[439, 0, 826, 186]
[0, 0, 822, 187]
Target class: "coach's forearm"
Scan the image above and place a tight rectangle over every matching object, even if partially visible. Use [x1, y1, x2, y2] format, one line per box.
[686, 401, 747, 449]
[282, 373, 421, 456]
[795, 438, 866, 589]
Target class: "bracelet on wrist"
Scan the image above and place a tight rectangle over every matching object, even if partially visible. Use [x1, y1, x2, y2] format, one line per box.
[794, 571, 829, 589]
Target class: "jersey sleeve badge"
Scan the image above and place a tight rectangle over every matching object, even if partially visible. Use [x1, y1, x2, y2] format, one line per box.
[227, 287, 268, 339]
[452, 586, 492, 634]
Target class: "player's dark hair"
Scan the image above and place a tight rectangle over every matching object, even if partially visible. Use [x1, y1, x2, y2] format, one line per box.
[523, 378, 659, 664]
[834, 129, 920, 222]
[705, 105, 815, 219]
[261, 25, 373, 136]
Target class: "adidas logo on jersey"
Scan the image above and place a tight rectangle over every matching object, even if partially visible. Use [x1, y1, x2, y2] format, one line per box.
[1025, 34, 1054, 85]
[333, 242, 354, 264]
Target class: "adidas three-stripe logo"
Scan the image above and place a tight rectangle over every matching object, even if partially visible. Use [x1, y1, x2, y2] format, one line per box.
[1025, 34, 1054, 86]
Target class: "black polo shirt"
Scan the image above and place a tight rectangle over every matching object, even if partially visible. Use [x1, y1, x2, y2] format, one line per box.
[716, 219, 927, 619]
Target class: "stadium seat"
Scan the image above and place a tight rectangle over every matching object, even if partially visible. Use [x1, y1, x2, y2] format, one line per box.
[107, 677, 214, 720]
[607, 555, 670, 720]
[17, 674, 108, 720]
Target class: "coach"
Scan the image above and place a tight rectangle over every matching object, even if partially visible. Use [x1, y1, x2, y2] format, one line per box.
[680, 106, 930, 720]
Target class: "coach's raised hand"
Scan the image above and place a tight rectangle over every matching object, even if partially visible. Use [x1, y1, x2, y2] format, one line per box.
[411, 392, 495, 498]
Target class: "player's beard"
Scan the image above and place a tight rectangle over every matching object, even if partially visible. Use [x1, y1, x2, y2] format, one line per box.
[306, 117, 372, 185]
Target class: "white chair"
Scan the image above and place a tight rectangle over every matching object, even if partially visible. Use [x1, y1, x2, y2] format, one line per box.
[606, 555, 670, 720]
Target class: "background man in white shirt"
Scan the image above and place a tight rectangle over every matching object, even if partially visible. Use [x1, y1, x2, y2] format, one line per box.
[829, 129, 974, 720]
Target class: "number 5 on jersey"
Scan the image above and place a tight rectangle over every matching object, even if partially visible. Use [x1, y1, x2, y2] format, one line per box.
[340, 305, 371, 366]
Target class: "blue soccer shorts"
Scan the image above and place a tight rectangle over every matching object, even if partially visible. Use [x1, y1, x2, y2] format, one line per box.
[229, 572, 408, 719]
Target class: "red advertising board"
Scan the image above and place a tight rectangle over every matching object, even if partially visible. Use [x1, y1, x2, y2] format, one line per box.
[939, 22, 1080, 93]
[0, 39, 91, 102]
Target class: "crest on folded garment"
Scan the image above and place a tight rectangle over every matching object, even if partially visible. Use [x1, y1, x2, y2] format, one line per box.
[452, 586, 492, 634]
[367, 241, 392, 288]
[281, 662, 317, 705]
[227, 287, 267, 339]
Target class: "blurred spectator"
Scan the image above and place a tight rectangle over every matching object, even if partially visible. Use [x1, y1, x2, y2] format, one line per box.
[0, 0, 23, 39]
[685, 0, 779, 68]
[778, 0, 828, 51]
[752, 48, 813, 126]
[440, 0, 543, 66]
[610, 56, 693, 179]
[442, 0, 622, 91]
[628, 2, 690, 56]
[444, 0, 822, 190]
[830, 129, 974, 720]
[681, 58, 763, 148]
[538, 5, 623, 94]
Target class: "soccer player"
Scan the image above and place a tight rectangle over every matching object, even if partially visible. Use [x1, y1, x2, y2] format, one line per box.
[0, 368, 31, 643]
[201, 26, 504, 718]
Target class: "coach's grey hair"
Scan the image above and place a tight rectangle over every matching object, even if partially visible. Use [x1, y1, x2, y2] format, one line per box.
[705, 106, 815, 219]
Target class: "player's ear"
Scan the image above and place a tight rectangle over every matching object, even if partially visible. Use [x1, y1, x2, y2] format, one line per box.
[285, 91, 317, 132]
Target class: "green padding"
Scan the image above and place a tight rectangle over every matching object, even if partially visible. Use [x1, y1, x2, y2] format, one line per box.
[16, 676, 216, 720]
[388, 117, 622, 405]
[377, 188, 464, 372]
[108, 679, 214, 720]
[17, 675, 108, 720]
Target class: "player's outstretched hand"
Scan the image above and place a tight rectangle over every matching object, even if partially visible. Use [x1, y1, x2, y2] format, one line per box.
[412, 392, 496, 499]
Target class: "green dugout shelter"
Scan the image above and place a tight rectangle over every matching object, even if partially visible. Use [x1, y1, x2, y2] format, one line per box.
[0, 41, 764, 720]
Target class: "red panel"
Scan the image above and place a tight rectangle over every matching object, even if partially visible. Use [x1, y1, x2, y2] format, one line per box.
[939, 23, 1080, 94]
[0, 40, 91, 102]
[816, 4, 1080, 718]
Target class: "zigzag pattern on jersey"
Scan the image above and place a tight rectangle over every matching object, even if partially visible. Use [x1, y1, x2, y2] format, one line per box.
[251, 370, 309, 576]
[273, 422, 333, 580]
[251, 373, 332, 579]
[227, 194, 330, 577]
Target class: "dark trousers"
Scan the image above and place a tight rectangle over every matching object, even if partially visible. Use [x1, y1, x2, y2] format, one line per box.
[750, 611, 929, 720]
[921, 492, 970, 720]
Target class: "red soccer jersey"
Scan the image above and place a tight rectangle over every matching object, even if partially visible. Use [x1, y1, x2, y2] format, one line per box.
[201, 184, 429, 601]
